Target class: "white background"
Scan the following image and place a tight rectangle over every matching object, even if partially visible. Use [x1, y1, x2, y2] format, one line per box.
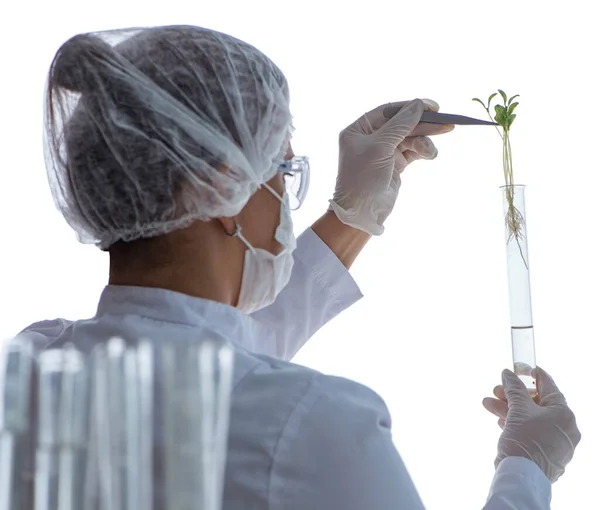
[0, 1, 597, 507]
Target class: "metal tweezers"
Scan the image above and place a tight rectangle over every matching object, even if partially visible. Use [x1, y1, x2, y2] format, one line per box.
[421, 111, 499, 126]
[383, 105, 498, 126]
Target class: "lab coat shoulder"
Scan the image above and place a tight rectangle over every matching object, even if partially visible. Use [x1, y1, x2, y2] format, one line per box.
[253, 368, 426, 510]
[16, 318, 72, 350]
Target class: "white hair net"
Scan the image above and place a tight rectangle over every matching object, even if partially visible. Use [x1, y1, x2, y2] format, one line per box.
[44, 25, 293, 249]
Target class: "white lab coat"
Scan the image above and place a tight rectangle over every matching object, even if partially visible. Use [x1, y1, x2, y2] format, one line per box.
[18, 228, 551, 509]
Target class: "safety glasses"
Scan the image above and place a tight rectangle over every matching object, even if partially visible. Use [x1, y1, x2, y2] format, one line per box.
[278, 156, 310, 210]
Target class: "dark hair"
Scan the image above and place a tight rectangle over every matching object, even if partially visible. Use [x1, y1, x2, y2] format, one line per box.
[50, 34, 112, 92]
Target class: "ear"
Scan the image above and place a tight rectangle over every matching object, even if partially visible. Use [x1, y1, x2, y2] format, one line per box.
[217, 217, 237, 236]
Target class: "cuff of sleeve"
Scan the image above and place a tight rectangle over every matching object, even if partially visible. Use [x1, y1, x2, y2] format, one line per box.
[297, 228, 363, 311]
[489, 457, 551, 506]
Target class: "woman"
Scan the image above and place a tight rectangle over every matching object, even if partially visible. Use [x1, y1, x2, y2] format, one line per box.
[20, 25, 579, 508]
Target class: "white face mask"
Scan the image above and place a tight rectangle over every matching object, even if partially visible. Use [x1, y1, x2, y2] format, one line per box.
[235, 186, 296, 314]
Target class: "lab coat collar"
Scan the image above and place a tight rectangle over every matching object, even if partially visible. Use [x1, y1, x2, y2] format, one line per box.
[95, 285, 273, 352]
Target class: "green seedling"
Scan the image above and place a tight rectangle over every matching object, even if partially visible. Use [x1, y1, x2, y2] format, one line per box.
[473, 90, 527, 268]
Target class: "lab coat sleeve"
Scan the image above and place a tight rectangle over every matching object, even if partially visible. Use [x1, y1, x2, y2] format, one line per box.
[250, 227, 363, 360]
[269, 375, 426, 510]
[483, 457, 552, 510]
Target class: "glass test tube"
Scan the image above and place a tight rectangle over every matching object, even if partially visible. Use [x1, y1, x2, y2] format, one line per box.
[161, 341, 205, 510]
[0, 338, 34, 510]
[123, 341, 154, 510]
[57, 346, 88, 510]
[501, 185, 537, 395]
[35, 346, 87, 510]
[90, 339, 154, 510]
[161, 338, 234, 510]
[205, 342, 234, 510]
[90, 342, 116, 510]
[95, 337, 128, 510]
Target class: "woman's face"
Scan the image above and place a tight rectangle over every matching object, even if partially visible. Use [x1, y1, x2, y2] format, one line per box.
[236, 143, 294, 255]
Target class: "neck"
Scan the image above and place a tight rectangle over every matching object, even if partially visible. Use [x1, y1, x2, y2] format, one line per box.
[108, 222, 244, 307]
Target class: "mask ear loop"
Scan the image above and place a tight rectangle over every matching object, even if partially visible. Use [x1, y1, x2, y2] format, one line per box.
[224, 221, 256, 254]
[262, 183, 284, 203]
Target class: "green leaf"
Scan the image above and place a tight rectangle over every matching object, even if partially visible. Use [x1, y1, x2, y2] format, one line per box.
[472, 98, 487, 109]
[487, 93, 498, 108]
[508, 113, 517, 127]
[498, 89, 508, 104]
[508, 102, 519, 115]
[494, 104, 506, 115]
[494, 111, 506, 126]
[508, 94, 520, 105]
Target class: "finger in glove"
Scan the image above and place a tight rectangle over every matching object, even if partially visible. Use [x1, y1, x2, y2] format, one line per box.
[399, 136, 438, 159]
[483, 397, 509, 420]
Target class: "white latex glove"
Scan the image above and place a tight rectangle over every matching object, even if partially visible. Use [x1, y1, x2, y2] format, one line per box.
[483, 367, 581, 483]
[329, 98, 453, 235]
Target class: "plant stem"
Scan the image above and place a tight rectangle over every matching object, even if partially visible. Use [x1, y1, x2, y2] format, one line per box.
[503, 128, 528, 269]
[484, 109, 504, 141]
